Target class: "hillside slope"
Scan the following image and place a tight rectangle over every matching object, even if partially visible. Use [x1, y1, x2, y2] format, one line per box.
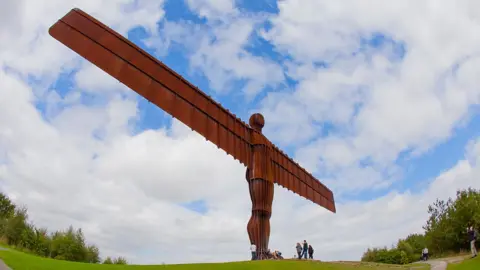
[0, 249, 430, 270]
[447, 256, 479, 270]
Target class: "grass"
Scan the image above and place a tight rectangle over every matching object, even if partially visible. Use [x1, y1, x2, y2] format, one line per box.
[0, 249, 431, 270]
[447, 255, 480, 270]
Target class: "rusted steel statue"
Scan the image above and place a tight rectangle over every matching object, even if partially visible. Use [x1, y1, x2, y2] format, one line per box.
[48, 8, 336, 260]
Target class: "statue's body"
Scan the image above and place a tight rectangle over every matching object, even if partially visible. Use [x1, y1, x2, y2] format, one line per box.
[49, 9, 336, 261]
[246, 169, 274, 259]
[245, 113, 274, 259]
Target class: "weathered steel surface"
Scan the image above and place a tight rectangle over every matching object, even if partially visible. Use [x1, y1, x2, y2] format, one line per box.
[271, 146, 336, 212]
[48, 8, 252, 167]
[48, 8, 336, 259]
[245, 113, 275, 259]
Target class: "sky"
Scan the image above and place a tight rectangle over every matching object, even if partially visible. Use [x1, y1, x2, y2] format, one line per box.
[1, 0, 480, 265]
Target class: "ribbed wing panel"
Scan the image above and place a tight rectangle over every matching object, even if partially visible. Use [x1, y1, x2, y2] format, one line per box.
[271, 146, 336, 212]
[49, 8, 252, 167]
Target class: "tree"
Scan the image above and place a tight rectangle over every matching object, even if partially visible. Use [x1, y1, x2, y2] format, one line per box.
[32, 227, 51, 257]
[0, 193, 15, 220]
[86, 245, 100, 263]
[397, 240, 414, 262]
[113, 256, 128, 265]
[403, 234, 426, 255]
[4, 206, 29, 246]
[424, 188, 480, 254]
[50, 226, 89, 262]
[362, 188, 480, 264]
[0, 192, 126, 264]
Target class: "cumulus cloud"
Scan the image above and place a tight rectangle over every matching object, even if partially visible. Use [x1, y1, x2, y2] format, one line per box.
[256, 0, 480, 192]
[1, 0, 480, 265]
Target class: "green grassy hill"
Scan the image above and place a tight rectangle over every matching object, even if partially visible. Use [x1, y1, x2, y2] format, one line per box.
[447, 256, 480, 270]
[0, 248, 430, 270]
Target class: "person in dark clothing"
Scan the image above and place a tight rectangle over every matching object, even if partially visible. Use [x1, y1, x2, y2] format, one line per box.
[302, 240, 308, 259]
[308, 245, 314, 259]
[275, 250, 283, 259]
[296, 243, 302, 259]
[467, 226, 477, 258]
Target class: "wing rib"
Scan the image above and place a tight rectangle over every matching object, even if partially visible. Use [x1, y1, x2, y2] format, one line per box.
[271, 146, 336, 213]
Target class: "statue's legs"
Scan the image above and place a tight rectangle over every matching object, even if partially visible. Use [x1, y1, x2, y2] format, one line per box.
[246, 172, 274, 260]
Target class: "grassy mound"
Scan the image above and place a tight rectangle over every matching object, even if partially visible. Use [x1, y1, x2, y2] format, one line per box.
[0, 249, 430, 270]
[447, 255, 480, 269]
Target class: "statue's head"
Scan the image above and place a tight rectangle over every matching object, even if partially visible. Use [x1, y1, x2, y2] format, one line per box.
[249, 113, 265, 132]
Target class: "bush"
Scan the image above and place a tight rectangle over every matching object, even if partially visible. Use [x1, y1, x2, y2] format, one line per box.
[403, 234, 426, 254]
[397, 240, 416, 262]
[103, 257, 113, 264]
[0, 192, 124, 264]
[103, 256, 127, 265]
[362, 188, 480, 264]
[114, 256, 128, 265]
[361, 248, 412, 265]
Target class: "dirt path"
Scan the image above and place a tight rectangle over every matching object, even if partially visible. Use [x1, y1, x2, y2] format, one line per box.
[0, 247, 11, 270]
[0, 260, 10, 270]
[425, 260, 447, 270]
[423, 255, 470, 270]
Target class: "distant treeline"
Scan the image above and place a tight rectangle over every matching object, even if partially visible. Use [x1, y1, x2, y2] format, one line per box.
[362, 188, 480, 264]
[0, 192, 127, 264]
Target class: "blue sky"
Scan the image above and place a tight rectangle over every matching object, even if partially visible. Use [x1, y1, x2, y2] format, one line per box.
[42, 0, 479, 213]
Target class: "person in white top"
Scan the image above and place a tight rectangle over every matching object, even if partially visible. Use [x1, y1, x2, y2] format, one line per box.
[250, 243, 257, 260]
[422, 247, 429, 261]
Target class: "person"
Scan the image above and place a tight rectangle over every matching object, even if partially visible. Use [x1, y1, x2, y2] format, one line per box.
[296, 243, 302, 259]
[308, 245, 314, 259]
[272, 250, 283, 260]
[276, 250, 284, 259]
[422, 247, 429, 261]
[271, 250, 278, 260]
[266, 249, 273, 259]
[302, 240, 308, 259]
[250, 243, 257, 260]
[272, 249, 283, 260]
[467, 226, 477, 258]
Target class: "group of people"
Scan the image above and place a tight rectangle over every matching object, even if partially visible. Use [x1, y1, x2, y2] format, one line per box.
[249, 225, 477, 262]
[249, 244, 283, 260]
[249, 240, 314, 260]
[295, 240, 314, 259]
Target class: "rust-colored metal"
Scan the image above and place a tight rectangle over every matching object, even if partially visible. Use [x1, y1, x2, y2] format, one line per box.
[48, 8, 336, 259]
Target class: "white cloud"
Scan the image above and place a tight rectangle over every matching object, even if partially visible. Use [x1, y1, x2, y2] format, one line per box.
[186, 0, 238, 20]
[1, 0, 480, 266]
[163, 0, 286, 98]
[0, 0, 165, 81]
[252, 0, 480, 192]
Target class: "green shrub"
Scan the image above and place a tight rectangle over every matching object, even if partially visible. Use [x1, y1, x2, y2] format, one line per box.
[361, 247, 412, 265]
[114, 256, 128, 265]
[0, 192, 125, 264]
[362, 188, 480, 264]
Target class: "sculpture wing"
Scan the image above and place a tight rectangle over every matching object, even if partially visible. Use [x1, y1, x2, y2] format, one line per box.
[48, 8, 252, 167]
[271, 146, 336, 213]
